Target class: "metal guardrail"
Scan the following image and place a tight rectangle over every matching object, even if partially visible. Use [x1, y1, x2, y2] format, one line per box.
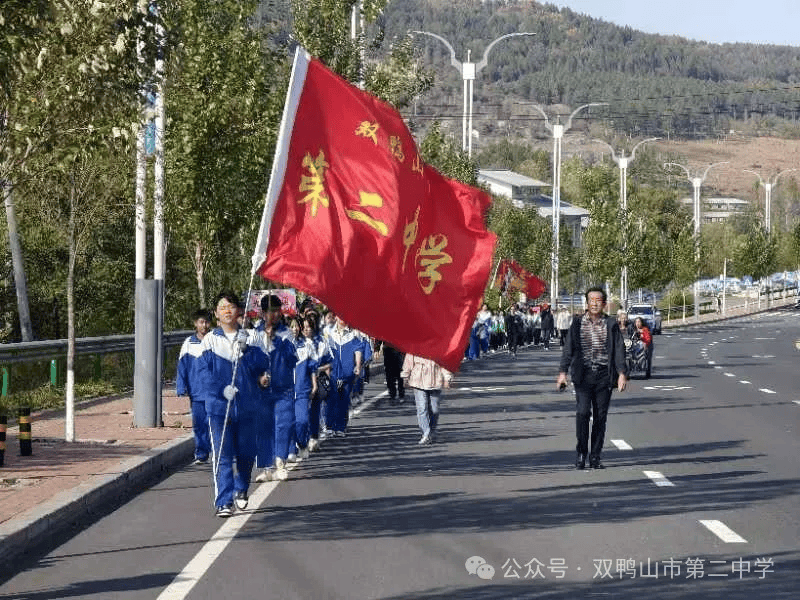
[0, 331, 192, 365]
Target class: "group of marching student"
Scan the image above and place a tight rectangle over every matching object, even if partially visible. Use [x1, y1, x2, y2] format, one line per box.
[466, 301, 573, 360]
[176, 290, 371, 518]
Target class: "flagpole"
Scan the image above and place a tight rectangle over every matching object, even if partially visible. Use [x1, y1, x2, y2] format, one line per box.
[489, 257, 503, 289]
[251, 46, 312, 278]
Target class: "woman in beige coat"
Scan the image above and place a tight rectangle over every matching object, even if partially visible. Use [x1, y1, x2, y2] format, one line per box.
[400, 354, 453, 445]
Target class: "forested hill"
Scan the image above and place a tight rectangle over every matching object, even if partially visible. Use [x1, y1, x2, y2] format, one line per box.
[378, 0, 800, 139]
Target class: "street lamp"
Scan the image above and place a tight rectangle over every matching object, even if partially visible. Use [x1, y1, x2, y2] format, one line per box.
[412, 31, 535, 157]
[594, 137, 659, 309]
[531, 103, 608, 305]
[743, 168, 797, 233]
[663, 161, 729, 320]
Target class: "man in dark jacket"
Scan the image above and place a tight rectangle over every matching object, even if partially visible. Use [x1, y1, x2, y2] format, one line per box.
[504, 305, 524, 357]
[540, 303, 555, 350]
[556, 286, 628, 470]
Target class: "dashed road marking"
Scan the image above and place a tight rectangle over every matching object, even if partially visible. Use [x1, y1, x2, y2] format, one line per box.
[699, 520, 747, 543]
[759, 388, 777, 394]
[724, 372, 736, 377]
[611, 439, 632, 450]
[740, 381, 751, 385]
[643, 471, 675, 487]
[793, 400, 800, 406]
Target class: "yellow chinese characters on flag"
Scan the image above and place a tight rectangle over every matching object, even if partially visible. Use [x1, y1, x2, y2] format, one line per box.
[255, 50, 496, 372]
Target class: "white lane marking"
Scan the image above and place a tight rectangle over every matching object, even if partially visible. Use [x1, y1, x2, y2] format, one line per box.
[160, 387, 386, 599]
[643, 385, 692, 391]
[457, 386, 508, 392]
[643, 471, 675, 487]
[759, 388, 777, 394]
[699, 520, 747, 543]
[754, 337, 775, 340]
[353, 390, 388, 415]
[793, 400, 800, 406]
[714, 366, 722, 369]
[681, 337, 702, 340]
[611, 439, 632, 450]
[158, 479, 280, 599]
[707, 361, 716, 365]
[724, 372, 736, 377]
[740, 381, 751, 385]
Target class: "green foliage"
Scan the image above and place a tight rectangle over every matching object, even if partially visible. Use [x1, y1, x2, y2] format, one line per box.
[732, 224, 778, 280]
[418, 121, 477, 184]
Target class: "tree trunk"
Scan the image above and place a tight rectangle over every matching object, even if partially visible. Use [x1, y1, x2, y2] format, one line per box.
[193, 240, 205, 308]
[2, 181, 34, 341]
[65, 178, 76, 442]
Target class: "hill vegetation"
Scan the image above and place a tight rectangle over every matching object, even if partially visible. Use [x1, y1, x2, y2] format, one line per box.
[378, 0, 800, 142]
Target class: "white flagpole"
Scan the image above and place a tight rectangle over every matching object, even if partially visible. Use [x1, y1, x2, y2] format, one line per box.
[250, 46, 312, 277]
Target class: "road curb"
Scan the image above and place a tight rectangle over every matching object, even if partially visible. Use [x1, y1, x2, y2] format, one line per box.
[0, 434, 193, 574]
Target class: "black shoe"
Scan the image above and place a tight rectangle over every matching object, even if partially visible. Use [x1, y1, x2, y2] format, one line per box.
[575, 453, 586, 469]
[589, 458, 605, 469]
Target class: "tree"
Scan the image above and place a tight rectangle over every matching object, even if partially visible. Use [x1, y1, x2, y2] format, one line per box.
[8, 0, 140, 439]
[162, 0, 286, 310]
[733, 224, 778, 282]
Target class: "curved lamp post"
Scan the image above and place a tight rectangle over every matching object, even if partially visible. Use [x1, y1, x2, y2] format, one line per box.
[664, 161, 729, 320]
[412, 31, 535, 157]
[531, 103, 608, 305]
[595, 137, 659, 308]
[743, 168, 797, 233]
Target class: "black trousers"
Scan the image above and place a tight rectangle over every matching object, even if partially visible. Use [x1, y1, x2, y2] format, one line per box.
[384, 351, 405, 400]
[574, 371, 613, 459]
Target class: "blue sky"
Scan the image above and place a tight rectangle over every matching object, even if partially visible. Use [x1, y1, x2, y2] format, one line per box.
[548, 1, 799, 46]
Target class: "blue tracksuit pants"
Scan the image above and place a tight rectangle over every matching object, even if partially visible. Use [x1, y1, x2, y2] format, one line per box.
[190, 400, 211, 461]
[273, 389, 295, 460]
[209, 413, 256, 509]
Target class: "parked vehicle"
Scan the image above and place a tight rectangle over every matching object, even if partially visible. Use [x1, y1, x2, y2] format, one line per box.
[627, 303, 661, 334]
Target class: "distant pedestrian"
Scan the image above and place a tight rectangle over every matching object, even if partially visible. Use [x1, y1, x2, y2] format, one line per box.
[540, 303, 555, 350]
[375, 340, 406, 404]
[504, 305, 524, 357]
[176, 308, 213, 465]
[557, 286, 628, 470]
[401, 354, 453, 445]
[556, 306, 571, 346]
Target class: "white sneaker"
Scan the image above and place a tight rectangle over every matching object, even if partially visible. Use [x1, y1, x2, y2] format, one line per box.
[299, 447, 310, 460]
[308, 438, 320, 452]
[255, 468, 273, 482]
[287, 452, 298, 463]
[418, 432, 431, 445]
[274, 458, 289, 481]
[234, 491, 248, 510]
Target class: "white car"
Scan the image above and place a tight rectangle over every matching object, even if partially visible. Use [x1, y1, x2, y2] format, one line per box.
[627, 303, 662, 334]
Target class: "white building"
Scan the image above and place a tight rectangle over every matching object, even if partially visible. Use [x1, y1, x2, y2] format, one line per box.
[478, 169, 590, 247]
[680, 197, 749, 223]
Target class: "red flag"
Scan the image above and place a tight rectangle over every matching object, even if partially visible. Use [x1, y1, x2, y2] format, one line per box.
[252, 49, 496, 372]
[493, 259, 546, 300]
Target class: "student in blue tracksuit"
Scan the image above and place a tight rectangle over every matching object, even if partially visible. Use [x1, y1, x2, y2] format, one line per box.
[257, 294, 297, 481]
[196, 291, 270, 518]
[324, 314, 363, 436]
[176, 308, 213, 464]
[288, 316, 318, 460]
[307, 314, 332, 451]
[352, 331, 373, 405]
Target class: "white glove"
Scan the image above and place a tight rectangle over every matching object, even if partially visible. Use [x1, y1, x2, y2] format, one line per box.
[223, 385, 238, 401]
[235, 330, 249, 354]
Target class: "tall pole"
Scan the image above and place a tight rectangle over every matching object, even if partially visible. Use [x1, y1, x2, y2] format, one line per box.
[412, 31, 534, 157]
[532, 103, 608, 305]
[744, 168, 797, 233]
[664, 161, 729, 320]
[595, 137, 658, 308]
[153, 0, 166, 426]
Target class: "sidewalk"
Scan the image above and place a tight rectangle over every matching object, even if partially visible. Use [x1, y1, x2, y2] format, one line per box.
[0, 389, 194, 572]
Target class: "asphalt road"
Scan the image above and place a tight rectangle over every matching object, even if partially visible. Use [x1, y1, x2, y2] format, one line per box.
[2, 307, 799, 599]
